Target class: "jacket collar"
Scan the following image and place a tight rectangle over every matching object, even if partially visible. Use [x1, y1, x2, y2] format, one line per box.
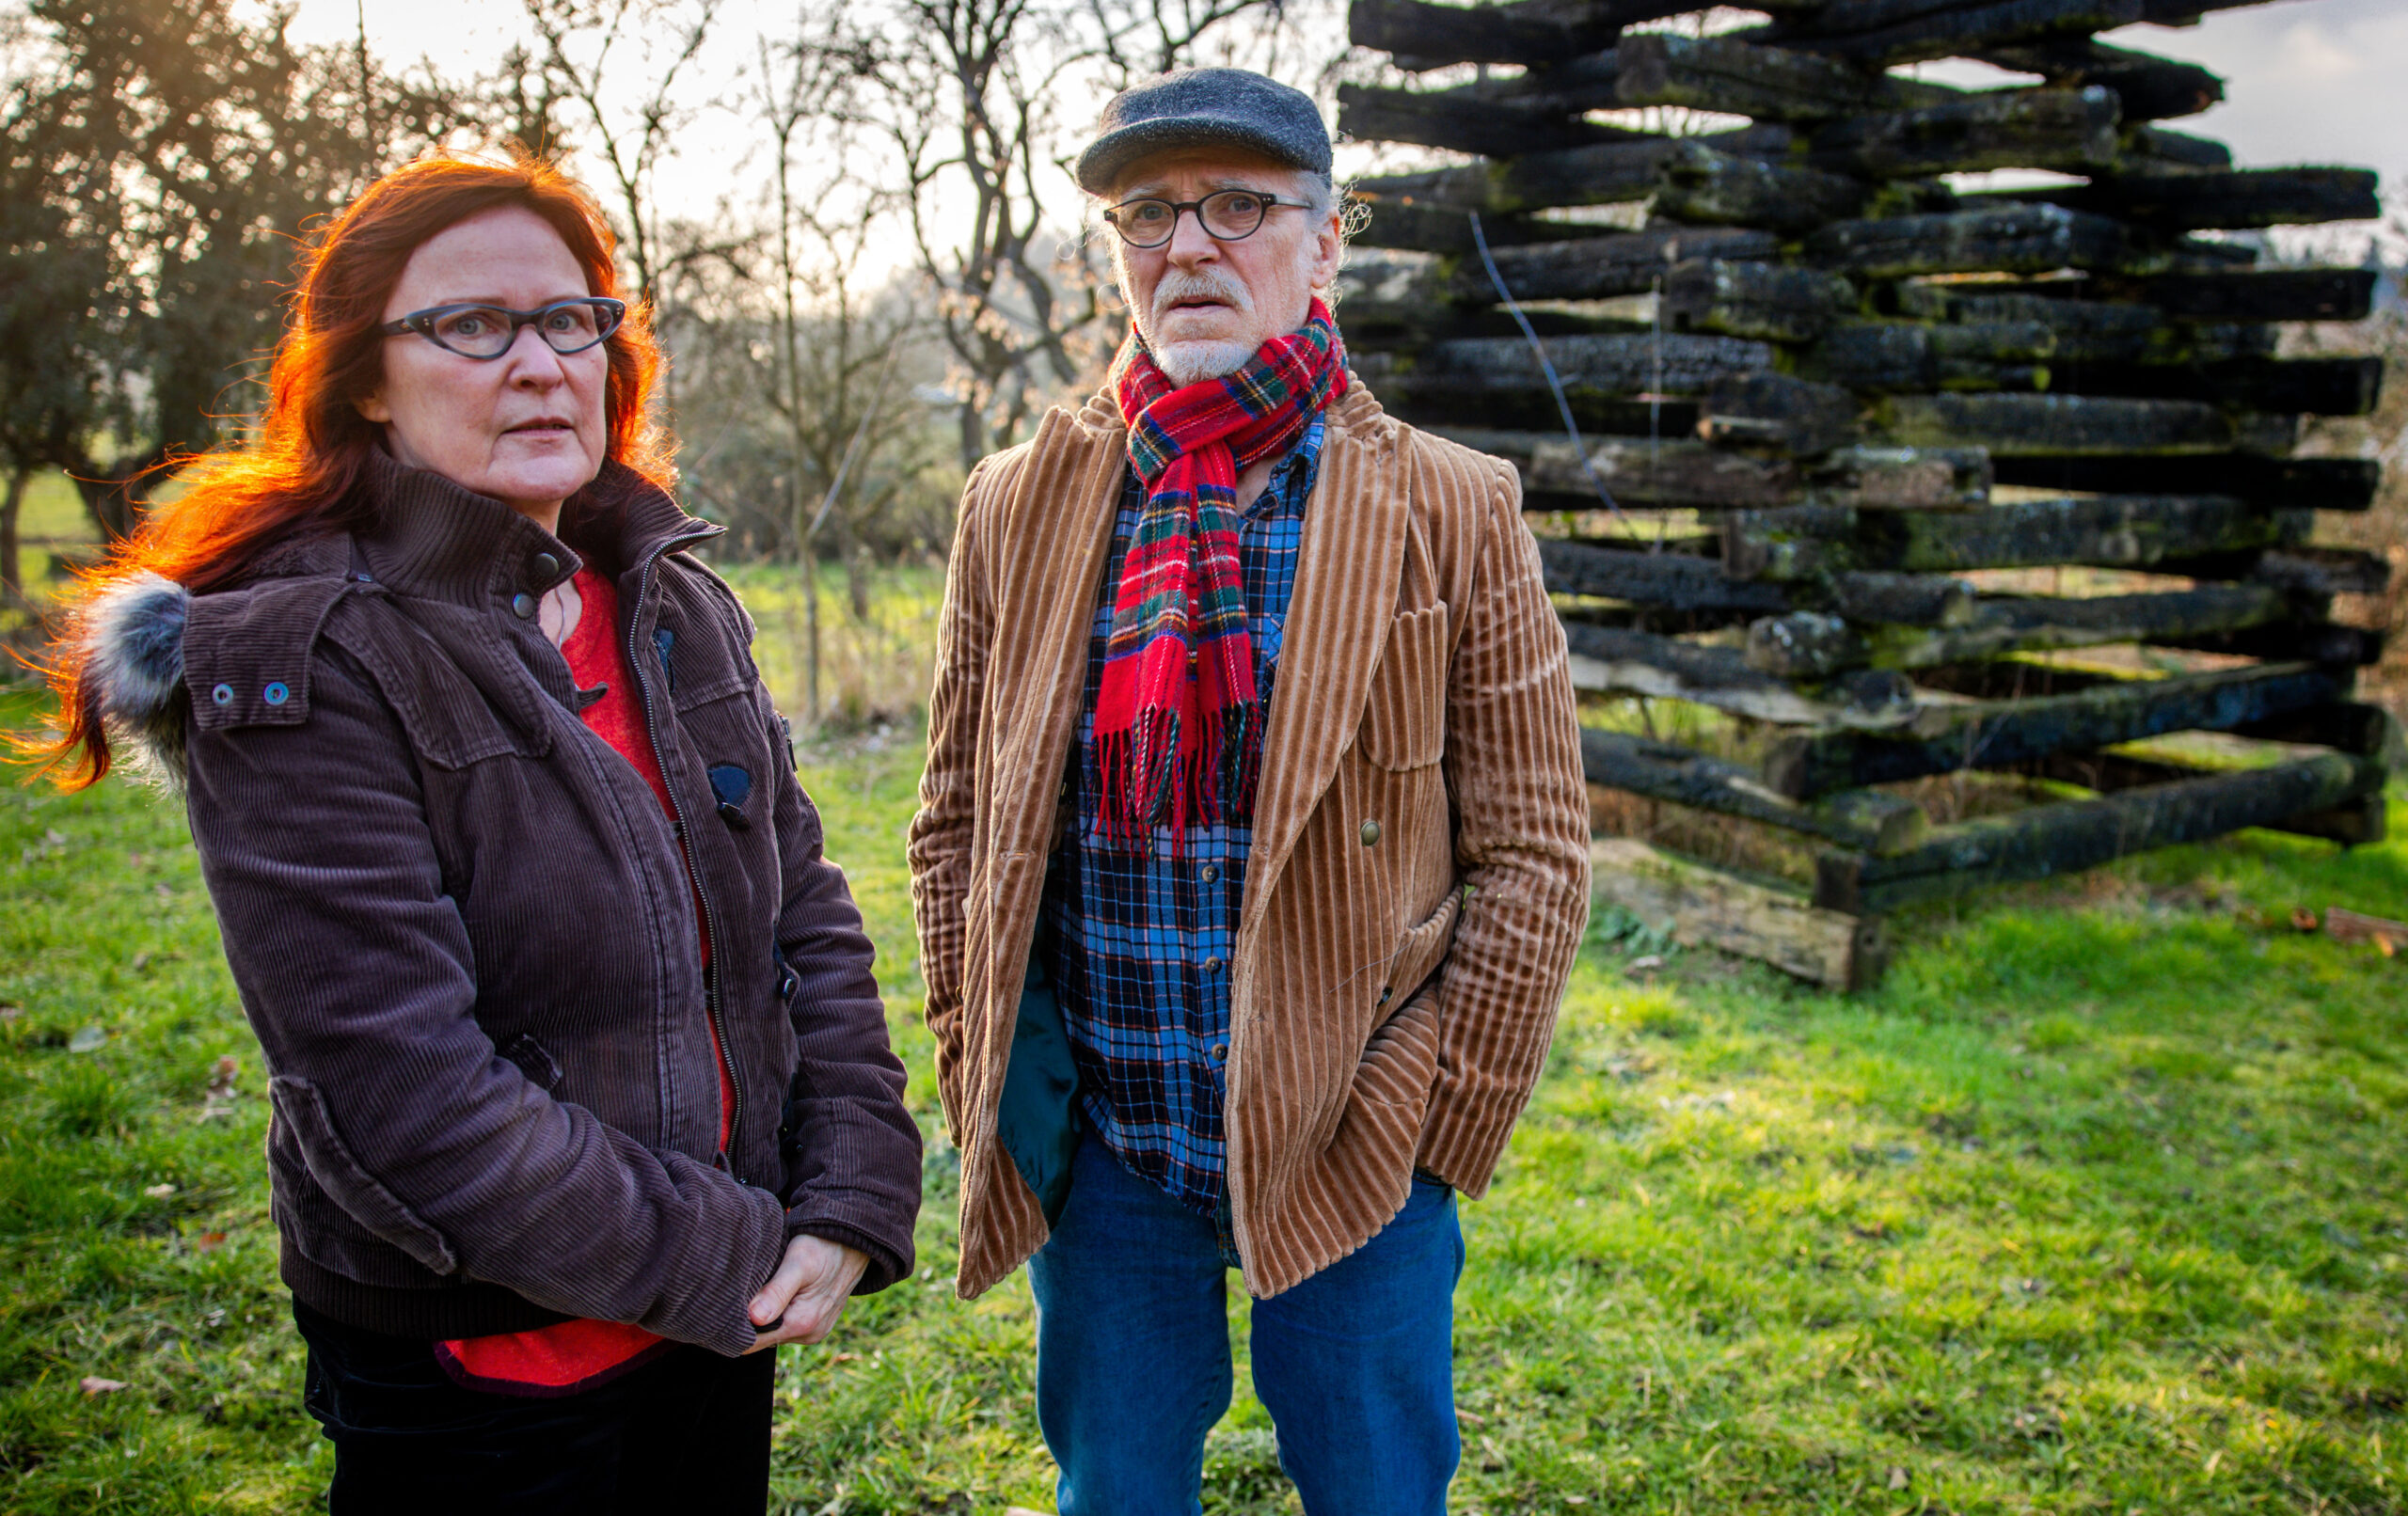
[351, 448, 717, 608]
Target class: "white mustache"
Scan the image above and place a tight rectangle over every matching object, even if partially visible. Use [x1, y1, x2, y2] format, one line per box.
[1149, 268, 1254, 330]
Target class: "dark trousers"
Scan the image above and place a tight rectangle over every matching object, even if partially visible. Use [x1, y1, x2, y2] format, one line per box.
[293, 1302, 775, 1515]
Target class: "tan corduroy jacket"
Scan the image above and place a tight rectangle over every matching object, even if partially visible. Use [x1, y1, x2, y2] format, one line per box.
[908, 380, 1591, 1301]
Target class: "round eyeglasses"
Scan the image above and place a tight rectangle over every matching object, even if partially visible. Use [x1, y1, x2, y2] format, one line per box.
[1101, 189, 1309, 249]
[378, 298, 627, 360]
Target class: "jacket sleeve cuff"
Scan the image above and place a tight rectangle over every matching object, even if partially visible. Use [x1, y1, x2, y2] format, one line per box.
[784, 1212, 912, 1296]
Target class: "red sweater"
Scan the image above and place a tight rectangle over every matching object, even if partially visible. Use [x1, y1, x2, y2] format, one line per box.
[435, 568, 735, 1394]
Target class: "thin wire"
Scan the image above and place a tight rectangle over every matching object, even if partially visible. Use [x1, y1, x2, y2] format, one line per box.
[1468, 211, 1626, 527]
[1650, 272, 1670, 553]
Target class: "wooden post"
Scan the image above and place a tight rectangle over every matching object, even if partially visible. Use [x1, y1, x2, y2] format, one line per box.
[1582, 728, 1928, 852]
[1592, 837, 1891, 990]
[1814, 750, 2387, 912]
[1562, 621, 1919, 727]
[1762, 661, 2352, 798]
[1806, 86, 2122, 179]
[1721, 494, 2312, 579]
[1743, 583, 2293, 677]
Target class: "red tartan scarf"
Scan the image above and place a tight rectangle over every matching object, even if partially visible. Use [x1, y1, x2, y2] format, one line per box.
[1099, 298, 1347, 850]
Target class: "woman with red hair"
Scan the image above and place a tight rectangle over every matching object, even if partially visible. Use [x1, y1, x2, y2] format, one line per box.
[36, 153, 919, 1510]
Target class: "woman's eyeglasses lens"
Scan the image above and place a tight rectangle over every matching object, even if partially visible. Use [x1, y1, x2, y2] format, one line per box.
[412, 300, 625, 358]
[1110, 190, 1273, 248]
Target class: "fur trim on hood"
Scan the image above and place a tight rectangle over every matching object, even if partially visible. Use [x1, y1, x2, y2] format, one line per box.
[78, 570, 195, 791]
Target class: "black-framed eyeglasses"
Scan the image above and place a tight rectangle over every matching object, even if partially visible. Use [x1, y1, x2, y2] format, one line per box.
[1101, 188, 1308, 249]
[377, 298, 627, 359]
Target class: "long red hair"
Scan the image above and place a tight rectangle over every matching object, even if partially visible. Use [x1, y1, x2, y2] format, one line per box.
[26, 150, 671, 786]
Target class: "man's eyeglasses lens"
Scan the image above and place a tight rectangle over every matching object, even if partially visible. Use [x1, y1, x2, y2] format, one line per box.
[1108, 190, 1278, 248]
[397, 299, 626, 359]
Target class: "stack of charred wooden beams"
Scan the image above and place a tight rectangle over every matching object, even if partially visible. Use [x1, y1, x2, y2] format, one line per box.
[1334, 0, 2393, 988]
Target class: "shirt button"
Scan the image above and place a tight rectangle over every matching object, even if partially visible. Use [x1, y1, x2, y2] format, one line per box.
[1202, 956, 1223, 974]
[1211, 1043, 1228, 1063]
[1199, 864, 1218, 883]
[1360, 819, 1382, 847]
[531, 551, 561, 582]
[511, 592, 537, 620]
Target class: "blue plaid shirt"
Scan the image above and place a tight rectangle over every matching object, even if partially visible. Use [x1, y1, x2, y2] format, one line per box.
[1038, 416, 1326, 1217]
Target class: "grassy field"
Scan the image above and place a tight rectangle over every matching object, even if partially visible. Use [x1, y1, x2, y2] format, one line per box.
[3, 669, 2405, 1512]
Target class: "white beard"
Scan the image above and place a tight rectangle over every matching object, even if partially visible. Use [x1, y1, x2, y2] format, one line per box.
[1134, 264, 1261, 387]
[1151, 339, 1256, 387]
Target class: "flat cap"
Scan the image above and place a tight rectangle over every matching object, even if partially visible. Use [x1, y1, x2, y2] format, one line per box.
[1074, 68, 1332, 196]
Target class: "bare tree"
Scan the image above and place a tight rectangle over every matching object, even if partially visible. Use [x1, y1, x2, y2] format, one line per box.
[741, 11, 930, 721]
[859, 0, 1286, 473]
[516, 0, 721, 302]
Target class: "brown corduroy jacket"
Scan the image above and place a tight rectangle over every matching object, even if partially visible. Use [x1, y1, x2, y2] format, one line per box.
[909, 380, 1591, 1301]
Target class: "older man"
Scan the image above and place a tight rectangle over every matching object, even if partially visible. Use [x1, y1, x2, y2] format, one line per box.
[909, 68, 1591, 1513]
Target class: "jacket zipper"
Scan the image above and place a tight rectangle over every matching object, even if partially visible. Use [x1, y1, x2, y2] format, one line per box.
[624, 531, 741, 1165]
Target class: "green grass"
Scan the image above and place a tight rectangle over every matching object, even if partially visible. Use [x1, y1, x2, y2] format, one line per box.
[3, 680, 2404, 1513]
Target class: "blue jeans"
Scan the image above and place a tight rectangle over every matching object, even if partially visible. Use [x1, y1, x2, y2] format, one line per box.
[1028, 1136, 1465, 1515]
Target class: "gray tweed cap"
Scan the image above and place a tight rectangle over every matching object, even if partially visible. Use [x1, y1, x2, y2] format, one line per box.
[1074, 68, 1333, 197]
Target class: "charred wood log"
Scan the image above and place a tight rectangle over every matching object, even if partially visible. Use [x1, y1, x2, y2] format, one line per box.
[1814, 750, 2385, 912]
[1975, 38, 2223, 121]
[1651, 144, 1873, 233]
[1591, 836, 1894, 989]
[2121, 126, 2231, 173]
[1336, 83, 1636, 159]
[1542, 538, 1793, 612]
[1612, 31, 1948, 121]
[1697, 373, 1861, 456]
[1562, 621, 1920, 726]
[1806, 320, 2058, 392]
[1497, 130, 1797, 210]
[1827, 570, 1979, 625]
[1798, 445, 1993, 509]
[1349, 203, 1633, 255]
[1724, 494, 2311, 580]
[1805, 204, 2130, 277]
[1582, 728, 1930, 853]
[1994, 167, 2382, 230]
[2054, 356, 2383, 417]
[1475, 49, 1623, 114]
[1409, 331, 1774, 395]
[2147, 545, 2390, 605]
[1988, 452, 2381, 510]
[1464, 430, 1989, 510]
[1873, 393, 2293, 456]
[1665, 258, 1857, 342]
[1889, 284, 2273, 364]
[1893, 284, 2160, 360]
[1808, 87, 2121, 179]
[1763, 660, 2352, 798]
[1445, 430, 1800, 508]
[1349, 0, 1630, 71]
[1775, 0, 2147, 67]
[2147, 621, 2384, 666]
[1446, 227, 1782, 302]
[1379, 386, 1703, 437]
[2113, 268, 2377, 323]
[1988, 750, 2384, 845]
[1745, 584, 2293, 677]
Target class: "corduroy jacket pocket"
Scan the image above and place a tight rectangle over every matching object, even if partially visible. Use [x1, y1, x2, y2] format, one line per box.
[1357, 604, 1450, 771]
[269, 1074, 458, 1275]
